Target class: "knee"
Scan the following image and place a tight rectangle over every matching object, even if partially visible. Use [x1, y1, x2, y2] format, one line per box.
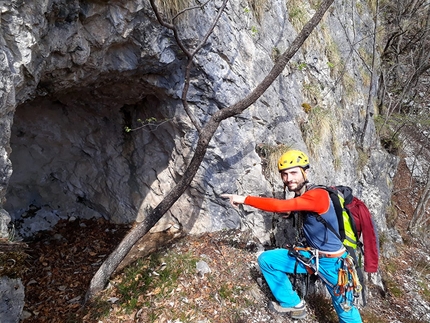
[257, 251, 270, 270]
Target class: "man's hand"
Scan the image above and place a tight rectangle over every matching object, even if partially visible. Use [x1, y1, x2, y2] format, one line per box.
[220, 194, 246, 208]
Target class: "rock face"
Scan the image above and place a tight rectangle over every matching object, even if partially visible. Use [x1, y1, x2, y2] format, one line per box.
[0, 1, 400, 321]
[0, 0, 396, 244]
[0, 277, 24, 323]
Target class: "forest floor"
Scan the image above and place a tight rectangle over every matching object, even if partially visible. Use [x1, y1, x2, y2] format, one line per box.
[13, 158, 430, 323]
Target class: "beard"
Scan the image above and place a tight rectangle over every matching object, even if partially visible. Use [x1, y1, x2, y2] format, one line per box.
[287, 180, 308, 193]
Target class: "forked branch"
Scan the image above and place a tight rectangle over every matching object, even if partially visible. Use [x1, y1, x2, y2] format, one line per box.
[149, 0, 229, 131]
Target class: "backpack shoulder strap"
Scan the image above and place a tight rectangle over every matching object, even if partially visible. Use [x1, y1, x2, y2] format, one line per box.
[307, 185, 345, 242]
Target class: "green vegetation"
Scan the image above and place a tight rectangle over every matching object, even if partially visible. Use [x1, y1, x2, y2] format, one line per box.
[342, 73, 358, 100]
[117, 252, 197, 314]
[385, 203, 399, 229]
[356, 147, 370, 173]
[384, 275, 404, 297]
[413, 256, 430, 302]
[85, 251, 198, 321]
[324, 31, 343, 77]
[382, 259, 404, 298]
[307, 293, 338, 322]
[247, 0, 269, 24]
[287, 0, 310, 31]
[302, 80, 323, 102]
[359, 66, 372, 88]
[360, 310, 390, 323]
[256, 143, 293, 182]
[300, 106, 333, 159]
[296, 62, 308, 71]
[83, 297, 112, 322]
[271, 46, 281, 62]
[125, 117, 171, 133]
[374, 114, 403, 155]
[81, 231, 262, 323]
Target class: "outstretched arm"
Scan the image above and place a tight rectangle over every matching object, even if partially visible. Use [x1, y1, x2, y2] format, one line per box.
[221, 189, 330, 214]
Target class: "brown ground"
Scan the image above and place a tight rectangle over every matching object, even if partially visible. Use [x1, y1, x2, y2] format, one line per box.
[14, 157, 430, 323]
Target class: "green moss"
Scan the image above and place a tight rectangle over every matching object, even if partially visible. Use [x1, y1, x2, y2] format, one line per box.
[300, 106, 333, 159]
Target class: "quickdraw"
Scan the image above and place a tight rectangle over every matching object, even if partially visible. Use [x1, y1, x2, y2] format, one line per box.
[334, 255, 362, 311]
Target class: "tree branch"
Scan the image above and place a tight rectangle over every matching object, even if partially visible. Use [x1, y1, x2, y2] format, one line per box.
[149, 0, 228, 132]
[85, 0, 335, 301]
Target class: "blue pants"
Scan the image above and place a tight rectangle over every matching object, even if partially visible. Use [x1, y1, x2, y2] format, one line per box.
[257, 248, 362, 323]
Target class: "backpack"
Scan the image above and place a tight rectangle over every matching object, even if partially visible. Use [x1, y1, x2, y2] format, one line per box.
[308, 185, 378, 263]
[308, 185, 379, 306]
[308, 185, 361, 250]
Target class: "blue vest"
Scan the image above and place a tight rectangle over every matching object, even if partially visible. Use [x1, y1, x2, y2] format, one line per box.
[302, 199, 344, 251]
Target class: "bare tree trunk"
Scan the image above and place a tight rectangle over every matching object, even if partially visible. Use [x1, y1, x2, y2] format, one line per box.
[408, 166, 430, 233]
[377, 0, 430, 117]
[85, 0, 335, 301]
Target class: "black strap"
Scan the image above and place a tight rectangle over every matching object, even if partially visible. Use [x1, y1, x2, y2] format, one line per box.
[292, 259, 299, 290]
[316, 215, 340, 244]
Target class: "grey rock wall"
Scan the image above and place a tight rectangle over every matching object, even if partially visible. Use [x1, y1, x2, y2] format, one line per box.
[0, 0, 396, 245]
[0, 1, 400, 321]
[0, 277, 24, 323]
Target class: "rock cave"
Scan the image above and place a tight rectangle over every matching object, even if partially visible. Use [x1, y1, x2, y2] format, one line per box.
[5, 81, 183, 238]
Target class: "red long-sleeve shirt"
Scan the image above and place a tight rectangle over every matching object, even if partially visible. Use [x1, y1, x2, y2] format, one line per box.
[245, 189, 344, 252]
[245, 188, 330, 214]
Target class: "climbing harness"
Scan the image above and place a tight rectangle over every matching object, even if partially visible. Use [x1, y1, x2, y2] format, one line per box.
[287, 245, 338, 289]
[287, 245, 362, 311]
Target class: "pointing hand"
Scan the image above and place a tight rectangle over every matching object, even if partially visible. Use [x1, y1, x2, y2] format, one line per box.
[221, 194, 246, 208]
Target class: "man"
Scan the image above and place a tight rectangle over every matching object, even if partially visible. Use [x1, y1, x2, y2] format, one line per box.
[221, 150, 362, 322]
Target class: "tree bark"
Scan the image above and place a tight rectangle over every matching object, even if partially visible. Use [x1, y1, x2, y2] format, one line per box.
[408, 166, 430, 233]
[85, 0, 335, 301]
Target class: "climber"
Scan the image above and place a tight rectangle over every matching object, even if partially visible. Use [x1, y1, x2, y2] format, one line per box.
[221, 150, 362, 322]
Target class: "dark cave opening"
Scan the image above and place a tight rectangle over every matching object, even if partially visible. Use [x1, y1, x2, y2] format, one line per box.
[5, 89, 179, 238]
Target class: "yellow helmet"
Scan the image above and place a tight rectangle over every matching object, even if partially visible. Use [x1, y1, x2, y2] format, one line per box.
[278, 150, 310, 172]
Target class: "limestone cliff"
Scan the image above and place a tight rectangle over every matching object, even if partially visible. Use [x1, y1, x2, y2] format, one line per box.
[0, 0, 402, 321]
[0, 0, 396, 244]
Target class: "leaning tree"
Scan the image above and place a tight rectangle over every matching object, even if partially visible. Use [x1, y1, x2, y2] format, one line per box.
[86, 0, 335, 301]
